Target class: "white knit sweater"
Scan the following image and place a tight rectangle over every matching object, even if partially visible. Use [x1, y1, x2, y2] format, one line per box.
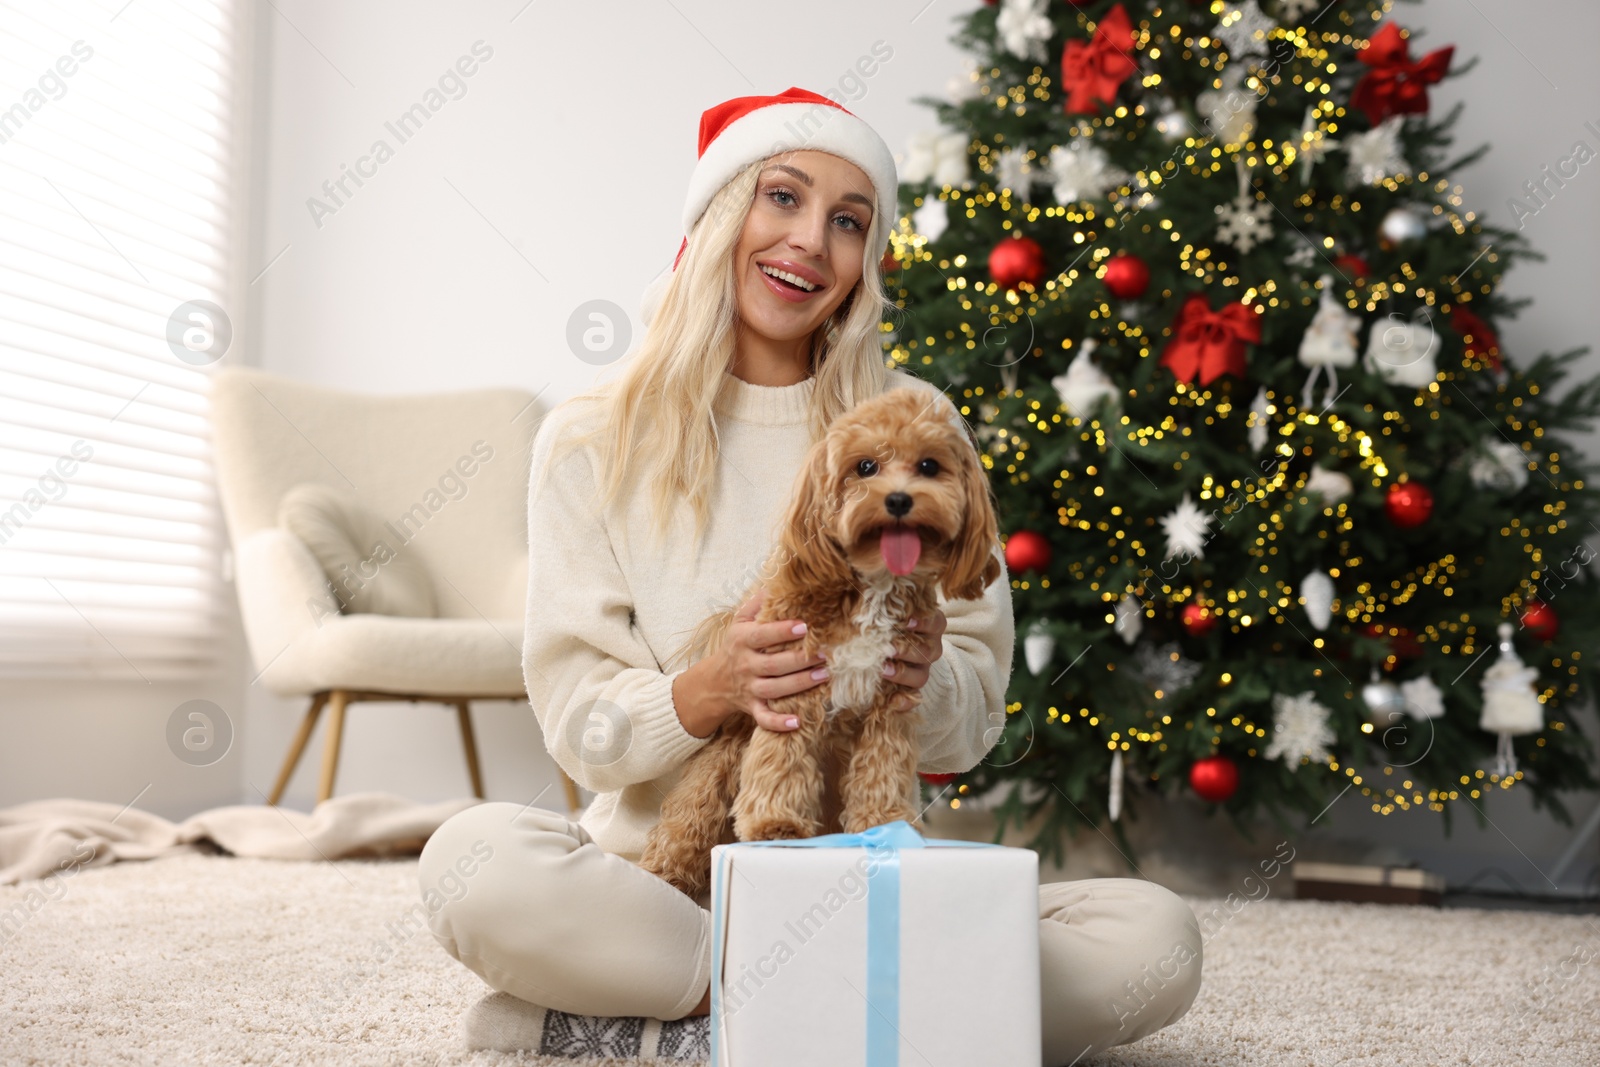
[522, 367, 1016, 863]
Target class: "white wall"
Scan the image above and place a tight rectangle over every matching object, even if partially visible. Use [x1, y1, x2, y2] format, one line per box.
[5, 0, 1597, 884]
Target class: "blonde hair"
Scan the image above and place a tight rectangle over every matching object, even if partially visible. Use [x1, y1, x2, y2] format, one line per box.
[535, 154, 894, 551]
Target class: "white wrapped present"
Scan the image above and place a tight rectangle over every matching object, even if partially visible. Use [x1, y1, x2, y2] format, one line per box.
[709, 821, 1040, 1066]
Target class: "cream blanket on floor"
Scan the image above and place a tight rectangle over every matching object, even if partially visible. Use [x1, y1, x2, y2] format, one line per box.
[0, 792, 481, 885]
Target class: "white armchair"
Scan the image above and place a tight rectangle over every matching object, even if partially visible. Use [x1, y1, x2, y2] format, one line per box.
[209, 367, 578, 810]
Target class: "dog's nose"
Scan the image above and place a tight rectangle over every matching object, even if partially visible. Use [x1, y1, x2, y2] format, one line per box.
[885, 492, 912, 518]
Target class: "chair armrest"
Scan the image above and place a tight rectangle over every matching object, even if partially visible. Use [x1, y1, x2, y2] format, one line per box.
[234, 526, 337, 695]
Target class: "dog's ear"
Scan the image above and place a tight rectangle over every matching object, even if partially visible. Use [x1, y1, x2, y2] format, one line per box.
[777, 436, 855, 590]
[941, 450, 1003, 602]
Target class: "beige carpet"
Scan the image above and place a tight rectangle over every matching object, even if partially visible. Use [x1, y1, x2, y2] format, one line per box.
[2, 851, 1596, 1066]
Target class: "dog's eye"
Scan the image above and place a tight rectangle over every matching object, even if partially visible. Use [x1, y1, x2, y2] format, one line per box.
[856, 459, 878, 477]
[917, 458, 941, 477]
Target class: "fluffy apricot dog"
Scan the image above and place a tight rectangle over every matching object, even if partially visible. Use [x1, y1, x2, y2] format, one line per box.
[639, 387, 1002, 898]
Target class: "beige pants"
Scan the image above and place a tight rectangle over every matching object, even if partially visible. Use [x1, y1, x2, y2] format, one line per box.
[419, 803, 1201, 1065]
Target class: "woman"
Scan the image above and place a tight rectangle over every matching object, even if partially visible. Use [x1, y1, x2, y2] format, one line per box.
[419, 87, 1202, 1064]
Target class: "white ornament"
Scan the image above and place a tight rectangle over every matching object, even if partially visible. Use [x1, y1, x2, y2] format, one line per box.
[1213, 0, 1277, 60]
[994, 146, 1037, 197]
[1278, 0, 1319, 20]
[1161, 492, 1213, 561]
[1108, 749, 1124, 822]
[1343, 116, 1409, 186]
[901, 130, 971, 189]
[1023, 619, 1056, 676]
[946, 58, 984, 104]
[1286, 238, 1319, 270]
[1247, 386, 1271, 452]
[1196, 68, 1258, 145]
[1300, 569, 1335, 631]
[1296, 105, 1337, 183]
[997, 0, 1053, 63]
[1136, 642, 1201, 694]
[1049, 141, 1128, 204]
[1305, 466, 1353, 504]
[1051, 339, 1119, 420]
[1266, 691, 1336, 766]
[1400, 674, 1445, 720]
[1214, 160, 1273, 253]
[1297, 275, 1360, 407]
[1380, 205, 1428, 244]
[1113, 595, 1144, 645]
[1364, 313, 1439, 388]
[1469, 440, 1530, 493]
[912, 198, 949, 242]
[1153, 99, 1190, 141]
[1479, 622, 1543, 776]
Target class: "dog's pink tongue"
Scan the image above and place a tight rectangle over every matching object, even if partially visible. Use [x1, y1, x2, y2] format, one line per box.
[880, 526, 922, 576]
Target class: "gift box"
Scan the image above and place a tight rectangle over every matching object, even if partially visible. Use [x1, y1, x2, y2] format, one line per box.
[709, 821, 1040, 1066]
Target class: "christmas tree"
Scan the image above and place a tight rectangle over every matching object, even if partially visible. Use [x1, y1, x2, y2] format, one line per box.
[888, 0, 1600, 860]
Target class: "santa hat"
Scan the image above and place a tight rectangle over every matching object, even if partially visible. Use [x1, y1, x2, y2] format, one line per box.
[639, 87, 899, 327]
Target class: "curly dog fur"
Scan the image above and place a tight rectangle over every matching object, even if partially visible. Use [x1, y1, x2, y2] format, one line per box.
[638, 387, 1002, 897]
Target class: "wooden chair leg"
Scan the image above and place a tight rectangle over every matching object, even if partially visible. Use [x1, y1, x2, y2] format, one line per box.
[268, 693, 328, 807]
[455, 701, 486, 799]
[317, 690, 350, 804]
[560, 768, 582, 814]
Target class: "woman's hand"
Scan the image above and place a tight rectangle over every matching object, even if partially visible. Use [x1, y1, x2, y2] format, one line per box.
[673, 587, 827, 738]
[883, 609, 947, 710]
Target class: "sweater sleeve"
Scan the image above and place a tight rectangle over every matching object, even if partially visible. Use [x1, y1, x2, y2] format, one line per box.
[522, 408, 711, 794]
[914, 545, 1016, 773]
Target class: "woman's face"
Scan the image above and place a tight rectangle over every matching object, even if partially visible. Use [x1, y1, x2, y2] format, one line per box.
[731, 149, 874, 346]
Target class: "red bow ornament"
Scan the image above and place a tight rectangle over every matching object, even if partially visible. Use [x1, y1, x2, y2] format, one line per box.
[1350, 22, 1453, 125]
[1160, 294, 1261, 386]
[1060, 3, 1140, 114]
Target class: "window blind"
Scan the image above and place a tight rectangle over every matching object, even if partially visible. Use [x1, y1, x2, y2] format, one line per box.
[0, 0, 238, 680]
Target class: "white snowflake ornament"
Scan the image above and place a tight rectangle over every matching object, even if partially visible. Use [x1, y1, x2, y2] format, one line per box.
[1136, 642, 1202, 694]
[1401, 674, 1445, 721]
[1213, 0, 1277, 60]
[1214, 161, 1273, 253]
[997, 0, 1053, 63]
[1052, 339, 1119, 420]
[1277, 0, 1320, 21]
[1050, 141, 1129, 204]
[1343, 116, 1409, 186]
[1162, 492, 1213, 561]
[1266, 691, 1336, 766]
[901, 130, 971, 189]
[994, 146, 1037, 197]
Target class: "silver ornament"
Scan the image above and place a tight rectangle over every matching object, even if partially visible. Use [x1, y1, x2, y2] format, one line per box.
[1379, 205, 1428, 245]
[1113, 596, 1144, 645]
[1361, 668, 1406, 727]
[1023, 620, 1056, 676]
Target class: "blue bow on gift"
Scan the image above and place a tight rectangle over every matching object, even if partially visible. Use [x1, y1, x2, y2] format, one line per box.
[708, 820, 996, 1067]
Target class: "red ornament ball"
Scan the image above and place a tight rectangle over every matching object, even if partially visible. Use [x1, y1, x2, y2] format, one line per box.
[1385, 481, 1434, 528]
[989, 235, 1046, 291]
[880, 249, 899, 275]
[1520, 599, 1560, 642]
[1189, 755, 1239, 803]
[918, 771, 960, 785]
[1363, 623, 1423, 661]
[1180, 602, 1217, 637]
[1004, 530, 1052, 574]
[1333, 253, 1372, 280]
[1101, 253, 1150, 299]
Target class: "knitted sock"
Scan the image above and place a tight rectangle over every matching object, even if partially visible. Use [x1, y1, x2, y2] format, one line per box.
[463, 990, 711, 1061]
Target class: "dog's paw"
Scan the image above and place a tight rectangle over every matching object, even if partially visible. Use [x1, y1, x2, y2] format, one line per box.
[736, 815, 819, 842]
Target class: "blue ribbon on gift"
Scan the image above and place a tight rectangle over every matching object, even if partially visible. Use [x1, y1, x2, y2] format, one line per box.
[707, 820, 995, 1067]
